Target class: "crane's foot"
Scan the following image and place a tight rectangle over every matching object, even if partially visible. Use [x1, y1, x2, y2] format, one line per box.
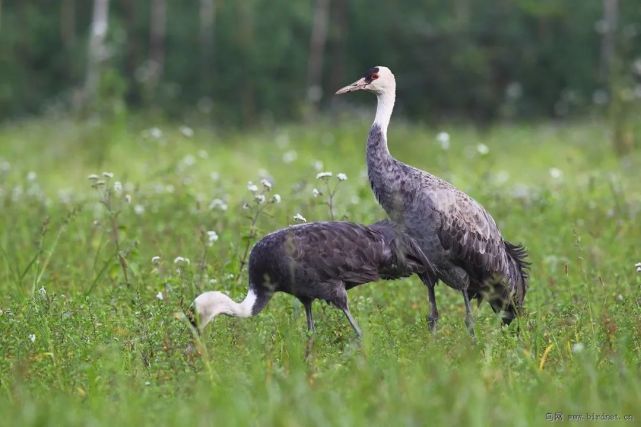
[428, 315, 439, 333]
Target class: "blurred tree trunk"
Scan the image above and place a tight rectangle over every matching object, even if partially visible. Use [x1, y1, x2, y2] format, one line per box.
[148, 0, 166, 96]
[306, 0, 330, 115]
[600, 0, 618, 80]
[84, 0, 110, 107]
[328, 0, 346, 105]
[0, 0, 3, 32]
[200, 0, 216, 87]
[238, 2, 255, 124]
[122, 0, 140, 104]
[60, 0, 75, 47]
[600, 0, 629, 155]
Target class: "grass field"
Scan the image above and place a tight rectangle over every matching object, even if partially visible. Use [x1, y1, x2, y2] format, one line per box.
[1, 116, 640, 426]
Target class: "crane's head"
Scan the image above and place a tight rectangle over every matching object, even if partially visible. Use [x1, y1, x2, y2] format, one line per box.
[189, 291, 233, 331]
[335, 66, 395, 96]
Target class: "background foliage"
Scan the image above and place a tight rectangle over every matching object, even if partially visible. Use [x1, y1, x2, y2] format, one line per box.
[1, 0, 641, 124]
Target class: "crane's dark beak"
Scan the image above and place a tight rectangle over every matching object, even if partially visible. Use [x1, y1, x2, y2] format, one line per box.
[335, 77, 368, 95]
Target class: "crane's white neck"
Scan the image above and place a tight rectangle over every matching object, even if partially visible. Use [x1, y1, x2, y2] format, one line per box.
[373, 88, 396, 135]
[194, 289, 257, 330]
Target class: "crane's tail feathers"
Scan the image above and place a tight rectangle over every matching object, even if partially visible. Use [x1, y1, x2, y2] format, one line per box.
[503, 240, 530, 312]
[504, 241, 530, 283]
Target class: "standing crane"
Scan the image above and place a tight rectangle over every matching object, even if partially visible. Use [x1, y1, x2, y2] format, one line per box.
[190, 220, 432, 337]
[336, 66, 529, 335]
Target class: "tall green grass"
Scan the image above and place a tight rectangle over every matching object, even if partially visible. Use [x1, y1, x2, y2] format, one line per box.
[1, 117, 640, 426]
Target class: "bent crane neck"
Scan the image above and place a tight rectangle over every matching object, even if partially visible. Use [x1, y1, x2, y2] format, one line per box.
[197, 289, 257, 330]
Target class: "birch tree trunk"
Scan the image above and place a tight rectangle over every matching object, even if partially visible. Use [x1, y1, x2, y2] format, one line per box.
[306, 0, 330, 112]
[84, 0, 110, 106]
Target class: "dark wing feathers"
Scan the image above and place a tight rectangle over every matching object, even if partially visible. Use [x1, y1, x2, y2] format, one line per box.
[285, 222, 386, 286]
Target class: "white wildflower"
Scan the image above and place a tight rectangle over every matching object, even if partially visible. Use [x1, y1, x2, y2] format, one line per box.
[134, 204, 145, 215]
[636, 262, 641, 268]
[316, 171, 332, 179]
[102, 172, 114, 179]
[38, 287, 47, 297]
[476, 144, 489, 155]
[337, 173, 348, 181]
[113, 181, 123, 195]
[28, 334, 36, 343]
[494, 171, 510, 185]
[197, 150, 208, 159]
[27, 171, 37, 182]
[549, 168, 563, 179]
[88, 174, 99, 182]
[174, 256, 190, 265]
[255, 194, 266, 204]
[313, 160, 324, 171]
[180, 126, 194, 138]
[125, 194, 132, 204]
[0, 160, 10, 173]
[247, 181, 259, 193]
[271, 194, 281, 204]
[207, 231, 219, 246]
[437, 132, 450, 150]
[210, 172, 220, 182]
[181, 154, 196, 167]
[283, 150, 298, 163]
[156, 291, 164, 301]
[209, 198, 228, 211]
[149, 127, 163, 139]
[572, 342, 585, 354]
[293, 213, 307, 223]
[261, 178, 272, 191]
[312, 188, 321, 198]
[151, 256, 161, 265]
[617, 294, 624, 302]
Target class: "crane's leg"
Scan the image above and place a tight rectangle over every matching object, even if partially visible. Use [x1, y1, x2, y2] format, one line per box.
[300, 298, 315, 333]
[341, 307, 362, 338]
[419, 272, 439, 332]
[427, 284, 439, 332]
[462, 289, 476, 339]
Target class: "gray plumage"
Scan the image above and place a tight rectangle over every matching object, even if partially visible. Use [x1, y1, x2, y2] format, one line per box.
[191, 220, 431, 336]
[337, 66, 529, 334]
[368, 125, 529, 328]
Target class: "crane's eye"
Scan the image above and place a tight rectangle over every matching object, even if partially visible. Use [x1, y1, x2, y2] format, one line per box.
[371, 74, 379, 80]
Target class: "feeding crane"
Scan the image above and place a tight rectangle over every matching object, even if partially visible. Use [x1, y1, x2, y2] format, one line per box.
[190, 220, 433, 337]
